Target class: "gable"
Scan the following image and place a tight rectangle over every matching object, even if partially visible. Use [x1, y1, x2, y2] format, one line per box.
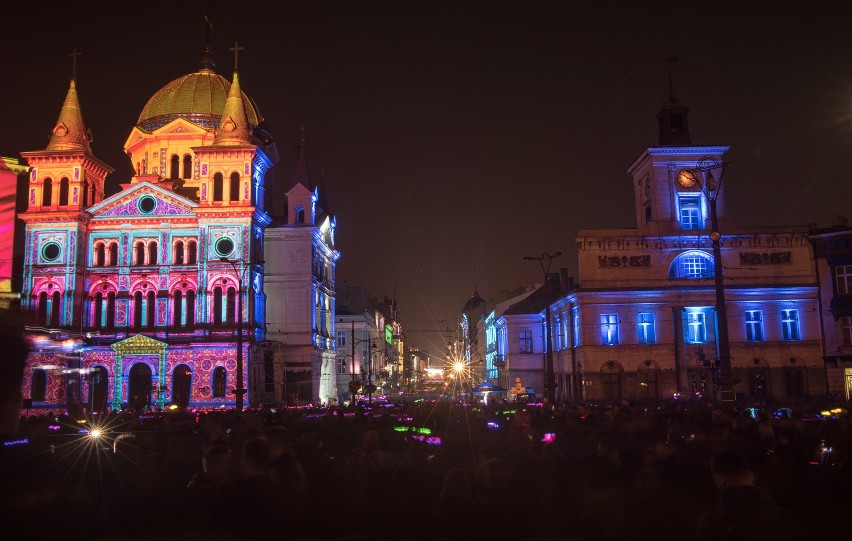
[89, 181, 197, 219]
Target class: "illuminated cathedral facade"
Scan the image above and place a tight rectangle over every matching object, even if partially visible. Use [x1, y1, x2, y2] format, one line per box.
[15, 48, 325, 412]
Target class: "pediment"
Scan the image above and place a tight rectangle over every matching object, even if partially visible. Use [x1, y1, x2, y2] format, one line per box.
[152, 117, 209, 136]
[110, 333, 168, 354]
[89, 181, 197, 218]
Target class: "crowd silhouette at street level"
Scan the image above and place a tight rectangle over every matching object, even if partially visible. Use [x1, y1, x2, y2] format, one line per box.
[0, 395, 847, 541]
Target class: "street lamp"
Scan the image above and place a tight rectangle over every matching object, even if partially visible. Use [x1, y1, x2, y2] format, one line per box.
[348, 325, 377, 405]
[523, 251, 561, 405]
[220, 257, 264, 413]
[689, 158, 735, 412]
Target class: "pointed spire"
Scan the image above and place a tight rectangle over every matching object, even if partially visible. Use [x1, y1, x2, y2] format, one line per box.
[214, 70, 252, 146]
[291, 126, 311, 188]
[46, 78, 92, 152]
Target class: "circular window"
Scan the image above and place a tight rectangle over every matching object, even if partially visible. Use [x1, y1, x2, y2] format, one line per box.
[42, 242, 61, 262]
[215, 237, 235, 257]
[138, 195, 157, 214]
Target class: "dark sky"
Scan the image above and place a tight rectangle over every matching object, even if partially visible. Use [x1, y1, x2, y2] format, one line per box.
[3, 1, 852, 357]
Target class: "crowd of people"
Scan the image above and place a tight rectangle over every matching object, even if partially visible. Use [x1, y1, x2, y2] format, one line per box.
[0, 397, 849, 540]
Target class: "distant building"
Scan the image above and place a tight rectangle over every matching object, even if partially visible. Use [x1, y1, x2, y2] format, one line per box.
[263, 131, 339, 406]
[0, 157, 28, 311]
[809, 219, 852, 400]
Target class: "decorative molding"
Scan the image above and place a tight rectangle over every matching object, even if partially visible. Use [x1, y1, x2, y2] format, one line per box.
[738, 251, 792, 265]
[598, 255, 651, 268]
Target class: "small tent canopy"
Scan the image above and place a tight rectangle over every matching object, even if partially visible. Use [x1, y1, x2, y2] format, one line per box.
[472, 381, 508, 393]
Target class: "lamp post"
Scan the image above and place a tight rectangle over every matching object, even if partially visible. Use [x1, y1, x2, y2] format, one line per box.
[349, 328, 377, 405]
[220, 257, 264, 413]
[691, 158, 735, 412]
[523, 251, 561, 405]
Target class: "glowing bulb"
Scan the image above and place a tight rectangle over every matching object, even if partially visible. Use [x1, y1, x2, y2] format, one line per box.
[89, 429, 102, 439]
[453, 362, 464, 373]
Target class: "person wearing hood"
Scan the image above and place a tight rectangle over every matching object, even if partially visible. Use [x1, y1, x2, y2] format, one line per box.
[695, 449, 808, 541]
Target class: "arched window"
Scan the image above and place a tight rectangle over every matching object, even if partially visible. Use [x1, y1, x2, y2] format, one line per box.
[226, 287, 236, 324]
[183, 155, 193, 179]
[146, 291, 155, 327]
[50, 291, 60, 327]
[134, 242, 145, 266]
[37, 292, 48, 325]
[186, 290, 196, 326]
[213, 287, 223, 324]
[148, 242, 158, 266]
[59, 177, 69, 206]
[229, 172, 240, 202]
[174, 241, 184, 265]
[31, 369, 47, 402]
[668, 251, 714, 280]
[213, 173, 224, 202]
[106, 292, 116, 328]
[93, 292, 104, 328]
[133, 291, 143, 328]
[212, 366, 226, 398]
[170, 155, 180, 179]
[107, 242, 118, 266]
[42, 178, 53, 206]
[188, 241, 197, 264]
[82, 179, 89, 207]
[173, 290, 183, 327]
[296, 206, 305, 224]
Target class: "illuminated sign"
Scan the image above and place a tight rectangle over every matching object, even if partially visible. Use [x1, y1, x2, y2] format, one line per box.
[385, 324, 393, 344]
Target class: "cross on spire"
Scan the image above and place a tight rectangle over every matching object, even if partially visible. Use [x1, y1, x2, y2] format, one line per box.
[202, 15, 213, 47]
[666, 56, 679, 101]
[68, 47, 82, 79]
[229, 41, 244, 71]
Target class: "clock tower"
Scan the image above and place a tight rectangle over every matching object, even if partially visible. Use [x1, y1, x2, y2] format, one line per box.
[627, 96, 729, 235]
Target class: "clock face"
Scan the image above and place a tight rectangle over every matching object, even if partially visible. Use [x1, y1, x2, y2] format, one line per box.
[677, 170, 697, 188]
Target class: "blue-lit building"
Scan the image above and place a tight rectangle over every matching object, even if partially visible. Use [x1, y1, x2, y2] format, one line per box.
[489, 96, 826, 403]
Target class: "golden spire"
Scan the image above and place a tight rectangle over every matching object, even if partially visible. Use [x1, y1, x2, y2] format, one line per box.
[46, 78, 92, 152]
[214, 69, 252, 146]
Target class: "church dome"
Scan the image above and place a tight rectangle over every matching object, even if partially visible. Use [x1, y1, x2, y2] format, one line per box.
[136, 69, 263, 132]
[462, 291, 486, 312]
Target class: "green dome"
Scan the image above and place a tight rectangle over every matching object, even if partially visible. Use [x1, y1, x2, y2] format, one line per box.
[136, 70, 262, 132]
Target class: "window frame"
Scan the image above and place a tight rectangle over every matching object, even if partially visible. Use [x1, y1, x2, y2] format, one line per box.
[745, 309, 764, 342]
[600, 313, 619, 345]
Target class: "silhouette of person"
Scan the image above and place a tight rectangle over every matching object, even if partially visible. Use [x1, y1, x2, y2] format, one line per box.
[695, 449, 808, 541]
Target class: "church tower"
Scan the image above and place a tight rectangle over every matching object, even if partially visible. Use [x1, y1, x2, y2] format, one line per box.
[19, 72, 114, 327]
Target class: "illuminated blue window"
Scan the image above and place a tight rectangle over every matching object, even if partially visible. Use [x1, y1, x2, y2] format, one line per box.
[337, 330, 347, 347]
[637, 312, 656, 344]
[745, 310, 764, 342]
[781, 309, 800, 341]
[679, 194, 701, 230]
[572, 306, 581, 347]
[669, 251, 714, 280]
[600, 314, 619, 345]
[685, 311, 706, 343]
[553, 315, 561, 350]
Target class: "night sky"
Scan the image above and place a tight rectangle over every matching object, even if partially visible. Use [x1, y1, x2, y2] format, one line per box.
[3, 1, 852, 357]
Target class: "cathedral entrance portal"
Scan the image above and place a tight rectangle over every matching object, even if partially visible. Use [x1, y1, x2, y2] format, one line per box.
[128, 363, 152, 412]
